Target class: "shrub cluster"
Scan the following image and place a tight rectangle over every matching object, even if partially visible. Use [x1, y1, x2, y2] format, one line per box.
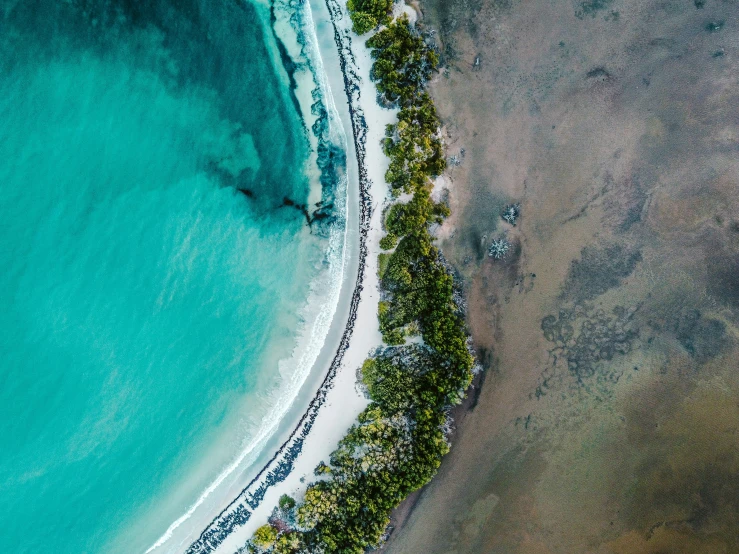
[367, 19, 445, 194]
[245, 12, 473, 554]
[346, 0, 393, 34]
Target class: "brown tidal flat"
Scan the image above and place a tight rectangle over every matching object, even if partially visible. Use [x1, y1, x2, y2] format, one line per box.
[386, 1, 739, 553]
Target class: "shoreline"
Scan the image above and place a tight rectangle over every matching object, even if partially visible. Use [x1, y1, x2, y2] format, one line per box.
[182, 1, 397, 552]
[139, 1, 358, 550]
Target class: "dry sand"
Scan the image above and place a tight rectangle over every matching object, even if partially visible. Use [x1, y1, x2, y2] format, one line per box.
[211, 2, 400, 551]
[152, 1, 400, 551]
[384, 1, 739, 553]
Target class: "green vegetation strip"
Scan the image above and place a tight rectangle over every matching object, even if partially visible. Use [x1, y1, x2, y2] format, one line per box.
[246, 12, 474, 554]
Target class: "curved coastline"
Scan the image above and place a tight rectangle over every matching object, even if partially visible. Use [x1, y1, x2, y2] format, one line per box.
[232, 3, 477, 552]
[139, 1, 360, 551]
[179, 0, 377, 552]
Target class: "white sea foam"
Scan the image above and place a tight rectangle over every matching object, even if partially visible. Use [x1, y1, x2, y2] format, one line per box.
[144, 1, 350, 552]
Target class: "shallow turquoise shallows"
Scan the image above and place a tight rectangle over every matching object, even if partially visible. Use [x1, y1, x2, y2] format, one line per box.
[0, 1, 333, 552]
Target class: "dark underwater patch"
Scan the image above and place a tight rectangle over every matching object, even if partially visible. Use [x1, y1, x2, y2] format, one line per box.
[672, 309, 729, 362]
[562, 243, 643, 302]
[575, 0, 614, 20]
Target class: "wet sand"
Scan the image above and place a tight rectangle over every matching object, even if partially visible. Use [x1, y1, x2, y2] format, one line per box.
[385, 1, 739, 553]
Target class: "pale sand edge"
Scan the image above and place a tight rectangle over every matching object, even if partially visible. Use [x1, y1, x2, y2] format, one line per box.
[210, 2, 399, 551]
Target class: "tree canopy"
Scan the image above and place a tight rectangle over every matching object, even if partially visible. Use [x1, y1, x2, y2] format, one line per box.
[244, 7, 473, 554]
[346, 0, 393, 34]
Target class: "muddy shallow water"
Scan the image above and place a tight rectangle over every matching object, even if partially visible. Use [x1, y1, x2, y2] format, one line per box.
[386, 1, 739, 553]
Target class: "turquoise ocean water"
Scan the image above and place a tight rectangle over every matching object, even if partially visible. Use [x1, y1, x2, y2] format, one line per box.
[0, 1, 345, 552]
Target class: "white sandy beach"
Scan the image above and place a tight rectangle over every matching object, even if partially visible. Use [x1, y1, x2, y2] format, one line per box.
[164, 1, 403, 553]
[141, 0, 396, 550]
[140, 1, 422, 550]
[210, 2, 398, 552]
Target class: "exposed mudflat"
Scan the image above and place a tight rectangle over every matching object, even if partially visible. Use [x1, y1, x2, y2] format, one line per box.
[386, 1, 739, 552]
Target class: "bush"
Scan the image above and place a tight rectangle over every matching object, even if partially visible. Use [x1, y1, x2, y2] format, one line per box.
[252, 524, 278, 550]
[273, 532, 303, 554]
[367, 16, 439, 106]
[379, 233, 398, 250]
[346, 0, 393, 34]
[348, 10, 377, 35]
[377, 252, 391, 280]
[278, 494, 296, 512]
[246, 8, 474, 554]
